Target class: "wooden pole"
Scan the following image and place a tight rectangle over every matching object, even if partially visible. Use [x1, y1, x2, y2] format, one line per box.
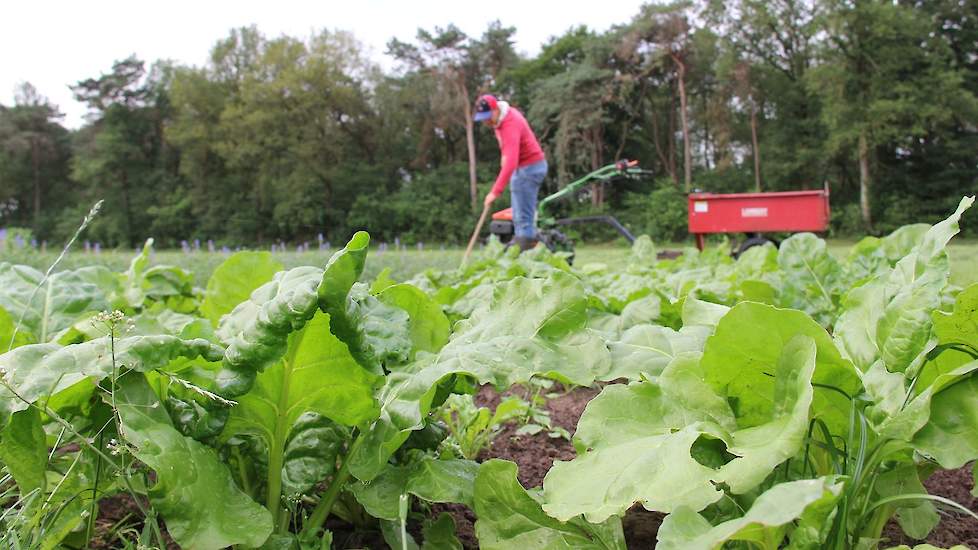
[462, 203, 491, 267]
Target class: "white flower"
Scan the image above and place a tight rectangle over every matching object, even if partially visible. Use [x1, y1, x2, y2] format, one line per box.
[91, 309, 132, 335]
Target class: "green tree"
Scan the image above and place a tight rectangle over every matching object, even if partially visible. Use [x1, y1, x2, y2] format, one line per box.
[705, 0, 825, 193]
[811, 0, 977, 230]
[166, 27, 261, 243]
[168, 27, 381, 244]
[71, 56, 175, 246]
[388, 25, 482, 211]
[0, 83, 70, 235]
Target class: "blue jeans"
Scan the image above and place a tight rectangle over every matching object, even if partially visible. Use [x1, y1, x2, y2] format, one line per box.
[509, 160, 548, 239]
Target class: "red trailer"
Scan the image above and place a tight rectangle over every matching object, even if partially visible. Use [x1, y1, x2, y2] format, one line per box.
[688, 185, 830, 254]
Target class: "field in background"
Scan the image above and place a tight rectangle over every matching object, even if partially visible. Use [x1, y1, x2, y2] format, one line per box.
[3, 239, 977, 288]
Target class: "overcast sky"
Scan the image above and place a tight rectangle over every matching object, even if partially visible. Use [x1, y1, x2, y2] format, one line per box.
[1, 0, 647, 128]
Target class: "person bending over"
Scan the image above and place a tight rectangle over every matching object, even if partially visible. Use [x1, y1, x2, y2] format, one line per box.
[474, 94, 548, 251]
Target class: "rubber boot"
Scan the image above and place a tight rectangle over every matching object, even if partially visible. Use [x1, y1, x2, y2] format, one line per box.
[515, 236, 538, 252]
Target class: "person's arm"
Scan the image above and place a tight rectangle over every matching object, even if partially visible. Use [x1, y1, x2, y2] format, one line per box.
[490, 124, 520, 196]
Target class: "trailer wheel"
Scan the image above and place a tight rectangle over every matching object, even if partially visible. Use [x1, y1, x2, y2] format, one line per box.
[735, 235, 778, 258]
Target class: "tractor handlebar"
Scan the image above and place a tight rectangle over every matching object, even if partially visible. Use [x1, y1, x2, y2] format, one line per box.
[537, 159, 653, 222]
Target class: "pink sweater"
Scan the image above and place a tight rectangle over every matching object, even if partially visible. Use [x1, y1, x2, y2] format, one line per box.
[492, 107, 545, 195]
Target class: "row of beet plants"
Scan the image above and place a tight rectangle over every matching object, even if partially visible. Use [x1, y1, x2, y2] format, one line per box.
[0, 196, 975, 549]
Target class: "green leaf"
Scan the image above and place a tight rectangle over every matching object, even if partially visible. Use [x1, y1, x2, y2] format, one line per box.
[619, 293, 663, 327]
[700, 303, 861, 435]
[589, 294, 666, 340]
[777, 233, 843, 326]
[875, 464, 939, 540]
[786, 475, 850, 548]
[881, 224, 932, 263]
[347, 273, 611, 480]
[713, 334, 820, 493]
[223, 311, 378, 436]
[209, 245, 403, 405]
[345, 283, 414, 370]
[847, 224, 931, 284]
[586, 272, 654, 313]
[121, 238, 153, 308]
[846, 236, 887, 282]
[201, 251, 283, 327]
[281, 413, 346, 497]
[544, 334, 819, 522]
[317, 232, 381, 366]
[0, 262, 118, 343]
[313, 233, 414, 373]
[474, 459, 626, 550]
[116, 376, 273, 549]
[132, 304, 216, 340]
[438, 394, 525, 459]
[377, 284, 449, 358]
[0, 335, 224, 423]
[381, 519, 420, 550]
[370, 267, 398, 294]
[0, 408, 47, 493]
[36, 447, 98, 550]
[351, 457, 479, 520]
[0, 304, 33, 349]
[738, 280, 778, 305]
[165, 393, 229, 440]
[259, 534, 301, 550]
[150, 356, 233, 440]
[865, 285, 978, 441]
[733, 242, 779, 278]
[118, 239, 196, 309]
[605, 324, 707, 381]
[442, 272, 611, 387]
[656, 477, 843, 550]
[680, 297, 729, 329]
[217, 266, 325, 396]
[542, 373, 732, 522]
[142, 264, 196, 305]
[629, 235, 657, 267]
[865, 359, 978, 445]
[911, 369, 978, 468]
[931, 283, 978, 352]
[835, 197, 974, 375]
[221, 311, 378, 513]
[422, 513, 463, 550]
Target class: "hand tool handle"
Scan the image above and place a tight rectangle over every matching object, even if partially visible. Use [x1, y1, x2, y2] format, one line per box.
[462, 204, 491, 267]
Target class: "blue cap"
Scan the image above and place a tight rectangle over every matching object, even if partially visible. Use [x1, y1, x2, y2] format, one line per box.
[473, 94, 497, 122]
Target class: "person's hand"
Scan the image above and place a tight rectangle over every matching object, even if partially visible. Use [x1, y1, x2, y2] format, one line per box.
[483, 191, 498, 208]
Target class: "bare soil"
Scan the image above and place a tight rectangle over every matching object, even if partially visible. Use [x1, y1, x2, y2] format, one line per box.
[91, 492, 178, 550]
[449, 384, 977, 550]
[882, 466, 978, 549]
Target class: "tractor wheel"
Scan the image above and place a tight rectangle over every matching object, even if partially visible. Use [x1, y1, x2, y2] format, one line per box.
[503, 229, 576, 263]
[735, 235, 778, 259]
[539, 229, 575, 263]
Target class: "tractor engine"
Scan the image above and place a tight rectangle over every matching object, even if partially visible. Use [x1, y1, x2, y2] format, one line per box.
[488, 207, 574, 256]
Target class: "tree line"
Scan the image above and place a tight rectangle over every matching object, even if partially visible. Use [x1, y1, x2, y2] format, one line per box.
[1, 0, 976, 248]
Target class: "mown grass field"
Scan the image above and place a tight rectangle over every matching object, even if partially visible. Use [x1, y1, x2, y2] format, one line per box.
[3, 239, 977, 288]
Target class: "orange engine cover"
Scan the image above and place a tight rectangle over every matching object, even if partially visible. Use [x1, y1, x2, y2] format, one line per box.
[491, 207, 513, 221]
